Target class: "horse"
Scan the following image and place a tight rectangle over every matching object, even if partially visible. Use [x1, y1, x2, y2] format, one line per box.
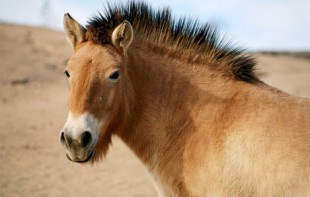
[59, 2, 310, 196]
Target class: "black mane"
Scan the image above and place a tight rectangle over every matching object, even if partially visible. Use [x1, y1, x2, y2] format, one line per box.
[86, 1, 257, 82]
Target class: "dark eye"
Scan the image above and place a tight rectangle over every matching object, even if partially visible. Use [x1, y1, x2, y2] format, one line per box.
[108, 70, 120, 81]
[64, 70, 70, 78]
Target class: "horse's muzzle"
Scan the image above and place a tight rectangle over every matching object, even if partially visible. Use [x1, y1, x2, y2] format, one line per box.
[59, 112, 100, 163]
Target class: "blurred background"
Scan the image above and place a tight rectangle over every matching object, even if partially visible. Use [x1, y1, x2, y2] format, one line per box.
[0, 1, 309, 197]
[1, 0, 310, 51]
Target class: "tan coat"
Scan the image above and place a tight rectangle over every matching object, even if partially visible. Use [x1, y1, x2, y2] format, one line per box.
[60, 3, 310, 196]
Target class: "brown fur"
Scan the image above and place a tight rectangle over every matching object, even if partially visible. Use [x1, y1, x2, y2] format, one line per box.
[86, 1, 257, 82]
[62, 2, 310, 196]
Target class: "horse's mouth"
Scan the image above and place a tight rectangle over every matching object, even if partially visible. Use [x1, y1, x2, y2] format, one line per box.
[66, 150, 94, 163]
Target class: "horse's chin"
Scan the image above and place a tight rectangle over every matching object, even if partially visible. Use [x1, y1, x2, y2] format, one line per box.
[66, 149, 94, 163]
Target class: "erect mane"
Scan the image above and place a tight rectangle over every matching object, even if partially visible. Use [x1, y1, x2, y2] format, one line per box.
[86, 1, 258, 82]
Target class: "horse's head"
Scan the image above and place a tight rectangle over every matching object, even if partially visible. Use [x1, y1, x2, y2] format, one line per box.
[59, 14, 133, 163]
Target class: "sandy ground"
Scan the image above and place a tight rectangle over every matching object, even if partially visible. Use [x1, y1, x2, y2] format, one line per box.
[0, 23, 309, 197]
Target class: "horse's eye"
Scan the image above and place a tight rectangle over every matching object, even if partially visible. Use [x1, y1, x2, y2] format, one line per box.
[109, 70, 120, 81]
[64, 70, 70, 78]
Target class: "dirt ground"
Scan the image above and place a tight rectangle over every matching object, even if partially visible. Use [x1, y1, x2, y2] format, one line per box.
[0, 23, 309, 197]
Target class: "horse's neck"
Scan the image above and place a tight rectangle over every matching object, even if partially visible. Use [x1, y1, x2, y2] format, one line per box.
[117, 44, 240, 170]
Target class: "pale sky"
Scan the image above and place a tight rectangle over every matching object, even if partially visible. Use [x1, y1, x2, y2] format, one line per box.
[0, 0, 309, 51]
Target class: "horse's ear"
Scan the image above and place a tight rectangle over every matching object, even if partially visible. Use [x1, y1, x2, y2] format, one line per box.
[112, 20, 133, 52]
[63, 13, 86, 49]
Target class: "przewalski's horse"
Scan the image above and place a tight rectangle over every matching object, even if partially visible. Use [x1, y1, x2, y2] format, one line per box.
[59, 2, 310, 196]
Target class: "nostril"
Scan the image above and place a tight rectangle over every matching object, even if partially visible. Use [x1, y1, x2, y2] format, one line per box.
[60, 131, 72, 147]
[60, 131, 67, 147]
[81, 131, 92, 148]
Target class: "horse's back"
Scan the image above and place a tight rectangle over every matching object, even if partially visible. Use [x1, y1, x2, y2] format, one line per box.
[184, 87, 310, 196]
